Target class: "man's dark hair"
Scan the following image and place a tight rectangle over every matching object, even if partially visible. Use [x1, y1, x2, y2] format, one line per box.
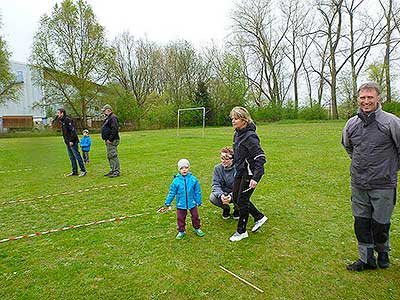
[57, 108, 66, 115]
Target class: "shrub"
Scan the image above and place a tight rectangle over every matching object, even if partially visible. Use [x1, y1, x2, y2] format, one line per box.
[141, 103, 176, 129]
[298, 104, 329, 120]
[382, 101, 400, 117]
[251, 104, 284, 122]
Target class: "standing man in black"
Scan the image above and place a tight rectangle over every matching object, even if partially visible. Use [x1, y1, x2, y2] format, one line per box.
[56, 108, 87, 177]
[342, 82, 400, 271]
[101, 104, 120, 177]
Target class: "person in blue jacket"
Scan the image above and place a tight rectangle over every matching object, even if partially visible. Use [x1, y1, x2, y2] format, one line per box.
[164, 159, 205, 239]
[80, 129, 92, 164]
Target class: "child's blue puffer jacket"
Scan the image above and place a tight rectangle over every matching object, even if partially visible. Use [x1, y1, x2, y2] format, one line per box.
[165, 172, 202, 209]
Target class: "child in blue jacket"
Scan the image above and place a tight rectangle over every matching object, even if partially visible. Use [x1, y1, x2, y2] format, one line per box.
[164, 159, 205, 239]
[80, 129, 92, 164]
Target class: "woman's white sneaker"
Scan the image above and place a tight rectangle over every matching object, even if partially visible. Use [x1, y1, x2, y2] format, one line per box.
[251, 216, 268, 232]
[229, 231, 248, 242]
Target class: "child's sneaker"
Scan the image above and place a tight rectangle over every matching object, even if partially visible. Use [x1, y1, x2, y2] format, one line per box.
[176, 231, 185, 239]
[194, 228, 205, 237]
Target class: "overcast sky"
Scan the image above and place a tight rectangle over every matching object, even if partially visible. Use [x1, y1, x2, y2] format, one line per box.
[0, 0, 235, 63]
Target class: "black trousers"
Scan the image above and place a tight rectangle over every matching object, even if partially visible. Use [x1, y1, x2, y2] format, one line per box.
[232, 176, 264, 233]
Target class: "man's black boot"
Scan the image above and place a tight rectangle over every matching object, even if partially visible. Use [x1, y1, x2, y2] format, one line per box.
[378, 252, 390, 269]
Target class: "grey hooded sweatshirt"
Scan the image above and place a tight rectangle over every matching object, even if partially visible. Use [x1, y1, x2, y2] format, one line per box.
[342, 106, 400, 189]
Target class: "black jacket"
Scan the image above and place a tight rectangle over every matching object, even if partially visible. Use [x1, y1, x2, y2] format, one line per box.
[101, 113, 120, 141]
[233, 122, 266, 182]
[58, 114, 79, 145]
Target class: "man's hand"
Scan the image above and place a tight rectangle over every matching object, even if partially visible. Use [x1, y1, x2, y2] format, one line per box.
[221, 194, 231, 205]
[69, 142, 73, 147]
[106, 140, 112, 144]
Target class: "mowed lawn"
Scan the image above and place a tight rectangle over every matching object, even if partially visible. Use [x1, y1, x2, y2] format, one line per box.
[0, 122, 399, 300]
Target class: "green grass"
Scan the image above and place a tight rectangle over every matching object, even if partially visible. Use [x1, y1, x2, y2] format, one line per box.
[0, 122, 399, 300]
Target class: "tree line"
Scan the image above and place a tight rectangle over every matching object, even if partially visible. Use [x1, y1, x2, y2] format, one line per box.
[1, 0, 400, 129]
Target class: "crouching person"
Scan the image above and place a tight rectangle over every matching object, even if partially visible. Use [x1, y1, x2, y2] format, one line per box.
[209, 147, 239, 220]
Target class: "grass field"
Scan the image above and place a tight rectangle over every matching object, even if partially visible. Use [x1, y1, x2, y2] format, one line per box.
[0, 122, 399, 300]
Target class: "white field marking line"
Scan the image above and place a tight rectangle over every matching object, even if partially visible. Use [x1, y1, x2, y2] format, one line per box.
[1, 183, 128, 205]
[0, 168, 32, 173]
[0, 212, 150, 243]
[219, 265, 264, 293]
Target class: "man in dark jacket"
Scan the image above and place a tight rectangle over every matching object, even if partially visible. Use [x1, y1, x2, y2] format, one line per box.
[101, 104, 120, 177]
[56, 108, 86, 177]
[342, 82, 400, 271]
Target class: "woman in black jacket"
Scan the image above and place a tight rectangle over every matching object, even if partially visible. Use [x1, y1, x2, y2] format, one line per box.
[229, 106, 268, 242]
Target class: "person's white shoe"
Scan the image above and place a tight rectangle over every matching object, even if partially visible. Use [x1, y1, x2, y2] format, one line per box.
[229, 231, 248, 242]
[251, 216, 268, 232]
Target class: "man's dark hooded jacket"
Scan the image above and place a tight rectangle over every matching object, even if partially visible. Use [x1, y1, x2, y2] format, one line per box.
[101, 113, 120, 142]
[58, 114, 79, 145]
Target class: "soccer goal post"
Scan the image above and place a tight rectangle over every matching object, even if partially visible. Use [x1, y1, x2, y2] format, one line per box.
[177, 107, 205, 138]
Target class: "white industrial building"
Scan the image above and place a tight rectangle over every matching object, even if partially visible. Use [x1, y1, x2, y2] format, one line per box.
[0, 61, 46, 130]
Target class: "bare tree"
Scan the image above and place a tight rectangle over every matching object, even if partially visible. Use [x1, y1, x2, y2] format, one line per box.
[160, 40, 205, 107]
[340, 0, 385, 109]
[281, 0, 315, 113]
[309, 34, 329, 106]
[111, 33, 160, 111]
[379, 0, 400, 102]
[230, 0, 291, 107]
[316, 0, 344, 119]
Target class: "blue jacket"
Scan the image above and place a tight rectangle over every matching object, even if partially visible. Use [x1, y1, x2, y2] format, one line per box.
[165, 172, 202, 209]
[80, 135, 92, 151]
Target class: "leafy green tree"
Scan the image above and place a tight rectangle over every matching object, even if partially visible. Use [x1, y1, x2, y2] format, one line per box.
[0, 18, 20, 106]
[31, 0, 113, 126]
[365, 62, 399, 102]
[367, 63, 385, 93]
[207, 49, 247, 125]
[194, 81, 213, 125]
[161, 41, 205, 107]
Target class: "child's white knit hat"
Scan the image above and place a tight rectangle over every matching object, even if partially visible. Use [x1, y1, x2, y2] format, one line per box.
[177, 159, 190, 170]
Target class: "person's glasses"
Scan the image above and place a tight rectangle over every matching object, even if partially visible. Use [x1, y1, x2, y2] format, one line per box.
[221, 156, 232, 161]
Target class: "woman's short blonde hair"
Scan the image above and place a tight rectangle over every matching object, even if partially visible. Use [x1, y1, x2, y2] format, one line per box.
[230, 106, 253, 125]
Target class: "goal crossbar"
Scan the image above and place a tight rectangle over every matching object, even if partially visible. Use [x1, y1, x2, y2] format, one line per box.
[177, 107, 205, 138]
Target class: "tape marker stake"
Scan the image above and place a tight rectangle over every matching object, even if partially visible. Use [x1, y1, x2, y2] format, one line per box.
[219, 265, 264, 293]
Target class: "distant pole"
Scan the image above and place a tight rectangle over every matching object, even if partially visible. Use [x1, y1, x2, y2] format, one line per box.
[177, 107, 205, 138]
[202, 107, 205, 138]
[177, 110, 180, 137]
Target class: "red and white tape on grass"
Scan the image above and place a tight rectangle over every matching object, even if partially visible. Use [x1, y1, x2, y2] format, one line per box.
[0, 212, 150, 243]
[0, 168, 32, 174]
[1, 183, 128, 205]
